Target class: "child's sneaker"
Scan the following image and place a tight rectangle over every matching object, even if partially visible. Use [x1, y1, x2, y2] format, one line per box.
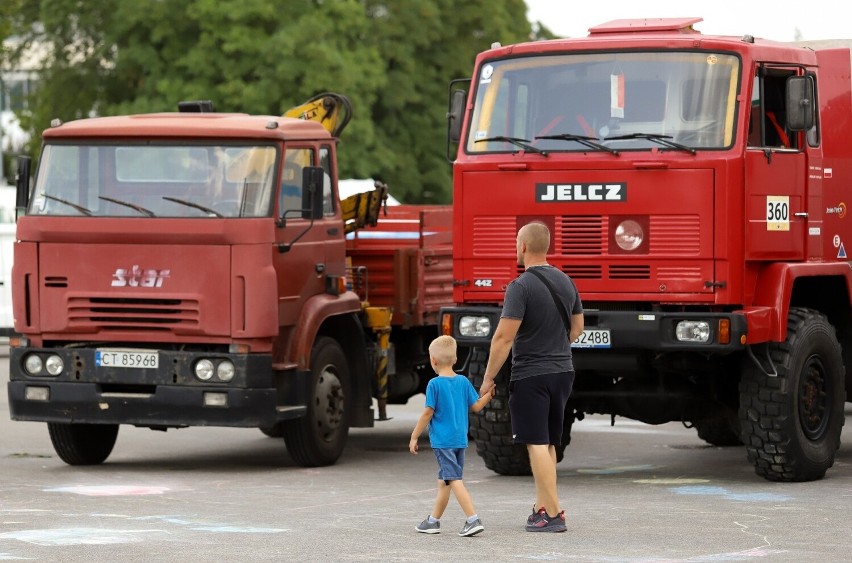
[458, 517, 484, 537]
[525, 510, 567, 532]
[528, 505, 546, 524]
[415, 517, 440, 534]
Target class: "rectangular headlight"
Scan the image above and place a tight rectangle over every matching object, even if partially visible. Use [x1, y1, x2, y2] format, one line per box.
[203, 392, 228, 407]
[675, 320, 711, 343]
[459, 315, 491, 337]
[25, 386, 50, 401]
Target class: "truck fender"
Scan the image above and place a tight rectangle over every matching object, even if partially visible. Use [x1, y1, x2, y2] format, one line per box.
[288, 291, 362, 369]
[744, 262, 852, 342]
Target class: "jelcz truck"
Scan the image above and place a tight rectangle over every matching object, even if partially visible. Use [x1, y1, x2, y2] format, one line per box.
[441, 18, 849, 481]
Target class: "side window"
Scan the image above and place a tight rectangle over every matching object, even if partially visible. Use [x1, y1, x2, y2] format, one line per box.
[280, 147, 313, 216]
[319, 146, 334, 216]
[748, 69, 798, 149]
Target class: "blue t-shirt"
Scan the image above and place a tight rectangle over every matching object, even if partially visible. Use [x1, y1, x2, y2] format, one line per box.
[424, 374, 480, 448]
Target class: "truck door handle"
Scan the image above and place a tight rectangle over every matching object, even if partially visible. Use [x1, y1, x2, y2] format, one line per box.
[794, 212, 808, 218]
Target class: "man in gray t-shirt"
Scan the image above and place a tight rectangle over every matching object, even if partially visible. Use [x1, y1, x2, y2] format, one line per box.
[479, 221, 584, 533]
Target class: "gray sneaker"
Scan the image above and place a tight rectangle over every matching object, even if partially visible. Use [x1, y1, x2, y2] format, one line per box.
[415, 517, 440, 534]
[458, 517, 484, 537]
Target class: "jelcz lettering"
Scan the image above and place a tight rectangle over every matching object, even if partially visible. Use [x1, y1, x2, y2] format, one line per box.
[536, 183, 626, 202]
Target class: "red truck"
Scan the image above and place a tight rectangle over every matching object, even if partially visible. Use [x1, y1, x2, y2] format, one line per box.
[441, 17, 850, 481]
[7, 96, 453, 467]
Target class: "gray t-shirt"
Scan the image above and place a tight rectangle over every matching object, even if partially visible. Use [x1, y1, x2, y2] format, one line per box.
[501, 265, 583, 381]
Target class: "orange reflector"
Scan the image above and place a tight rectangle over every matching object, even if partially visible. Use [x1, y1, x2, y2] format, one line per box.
[718, 319, 730, 345]
[441, 313, 453, 336]
[338, 276, 348, 295]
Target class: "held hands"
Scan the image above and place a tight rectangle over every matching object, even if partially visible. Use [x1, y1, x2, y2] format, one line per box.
[479, 378, 496, 398]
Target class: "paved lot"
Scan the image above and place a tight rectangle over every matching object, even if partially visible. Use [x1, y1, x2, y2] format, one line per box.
[1, 345, 851, 562]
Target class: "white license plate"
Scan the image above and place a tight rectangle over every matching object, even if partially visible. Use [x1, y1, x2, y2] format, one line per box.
[571, 329, 611, 349]
[96, 349, 159, 369]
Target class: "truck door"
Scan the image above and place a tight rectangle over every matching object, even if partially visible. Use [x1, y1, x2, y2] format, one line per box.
[745, 66, 807, 261]
[274, 146, 338, 332]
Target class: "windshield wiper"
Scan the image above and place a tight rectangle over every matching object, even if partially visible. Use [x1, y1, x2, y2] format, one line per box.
[535, 133, 620, 155]
[162, 196, 223, 218]
[475, 136, 548, 156]
[98, 196, 155, 217]
[40, 193, 93, 216]
[604, 133, 696, 155]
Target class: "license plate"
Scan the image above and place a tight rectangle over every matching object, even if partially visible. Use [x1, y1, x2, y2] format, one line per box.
[571, 329, 611, 349]
[96, 349, 159, 369]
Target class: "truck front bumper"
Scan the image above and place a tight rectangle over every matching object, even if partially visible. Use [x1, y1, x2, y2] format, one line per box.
[440, 305, 748, 352]
[7, 346, 308, 428]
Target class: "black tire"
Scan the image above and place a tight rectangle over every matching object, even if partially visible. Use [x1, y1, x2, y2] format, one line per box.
[283, 337, 350, 467]
[739, 308, 846, 482]
[467, 347, 573, 475]
[47, 423, 119, 465]
[693, 415, 743, 447]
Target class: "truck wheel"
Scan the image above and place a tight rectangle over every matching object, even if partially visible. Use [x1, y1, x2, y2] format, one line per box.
[739, 308, 846, 482]
[283, 337, 350, 467]
[47, 423, 119, 465]
[693, 415, 742, 447]
[471, 370, 531, 475]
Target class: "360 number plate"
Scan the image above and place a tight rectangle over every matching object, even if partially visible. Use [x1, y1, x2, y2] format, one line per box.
[571, 329, 611, 349]
[96, 349, 159, 369]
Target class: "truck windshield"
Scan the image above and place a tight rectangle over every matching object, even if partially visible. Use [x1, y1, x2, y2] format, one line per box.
[30, 143, 278, 217]
[467, 51, 740, 153]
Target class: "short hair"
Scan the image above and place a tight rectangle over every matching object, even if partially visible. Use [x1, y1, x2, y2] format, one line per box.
[520, 221, 550, 254]
[429, 335, 457, 367]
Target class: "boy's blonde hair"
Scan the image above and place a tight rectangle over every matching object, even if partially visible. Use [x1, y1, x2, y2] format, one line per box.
[429, 335, 457, 367]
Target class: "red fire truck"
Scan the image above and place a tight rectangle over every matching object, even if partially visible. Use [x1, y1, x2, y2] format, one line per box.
[441, 17, 850, 481]
[7, 95, 453, 467]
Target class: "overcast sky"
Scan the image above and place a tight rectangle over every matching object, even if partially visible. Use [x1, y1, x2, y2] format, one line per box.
[525, 0, 851, 42]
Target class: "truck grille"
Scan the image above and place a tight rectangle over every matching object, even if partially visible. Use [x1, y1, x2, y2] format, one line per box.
[475, 214, 701, 281]
[68, 296, 200, 330]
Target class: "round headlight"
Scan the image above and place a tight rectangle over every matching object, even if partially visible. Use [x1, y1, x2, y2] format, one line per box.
[45, 355, 64, 376]
[194, 359, 215, 381]
[24, 354, 44, 375]
[216, 360, 235, 382]
[615, 219, 644, 251]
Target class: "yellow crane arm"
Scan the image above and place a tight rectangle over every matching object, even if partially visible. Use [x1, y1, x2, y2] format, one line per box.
[340, 181, 389, 234]
[282, 92, 353, 137]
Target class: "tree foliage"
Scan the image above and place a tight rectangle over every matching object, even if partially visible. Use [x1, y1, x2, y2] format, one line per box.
[3, 0, 540, 202]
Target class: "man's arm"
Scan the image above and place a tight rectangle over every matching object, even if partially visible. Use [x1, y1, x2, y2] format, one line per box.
[479, 317, 522, 396]
[569, 312, 584, 344]
[409, 407, 434, 454]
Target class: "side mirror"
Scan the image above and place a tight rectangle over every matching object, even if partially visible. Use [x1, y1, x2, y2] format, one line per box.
[786, 75, 815, 131]
[301, 166, 325, 220]
[448, 89, 466, 143]
[446, 79, 469, 163]
[16, 156, 31, 215]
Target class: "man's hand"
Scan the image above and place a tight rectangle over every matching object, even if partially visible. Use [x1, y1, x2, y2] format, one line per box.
[479, 377, 496, 397]
[409, 437, 419, 454]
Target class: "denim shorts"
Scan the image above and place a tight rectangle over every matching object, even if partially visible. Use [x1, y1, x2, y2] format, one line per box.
[433, 447, 465, 481]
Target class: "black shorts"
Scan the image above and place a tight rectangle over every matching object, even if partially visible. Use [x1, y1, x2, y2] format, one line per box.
[508, 371, 575, 446]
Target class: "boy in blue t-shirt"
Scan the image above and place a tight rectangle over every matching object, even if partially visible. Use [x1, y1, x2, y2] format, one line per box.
[409, 335, 494, 537]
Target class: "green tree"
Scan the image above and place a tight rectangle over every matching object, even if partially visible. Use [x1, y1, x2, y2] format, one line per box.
[3, 0, 539, 203]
